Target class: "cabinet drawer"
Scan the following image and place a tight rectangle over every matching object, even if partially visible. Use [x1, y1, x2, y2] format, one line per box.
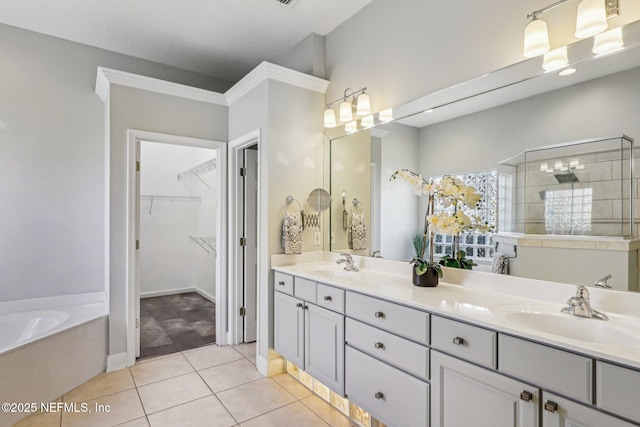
[316, 283, 345, 314]
[346, 292, 430, 345]
[596, 361, 640, 423]
[274, 272, 294, 295]
[431, 316, 497, 368]
[542, 391, 636, 427]
[294, 277, 317, 303]
[499, 335, 593, 403]
[346, 318, 429, 380]
[346, 346, 429, 427]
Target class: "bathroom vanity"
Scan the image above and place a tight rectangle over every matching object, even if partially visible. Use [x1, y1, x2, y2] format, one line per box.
[272, 253, 640, 427]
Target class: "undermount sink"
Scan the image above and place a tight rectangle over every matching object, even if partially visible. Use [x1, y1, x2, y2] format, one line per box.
[491, 304, 640, 346]
[312, 266, 360, 281]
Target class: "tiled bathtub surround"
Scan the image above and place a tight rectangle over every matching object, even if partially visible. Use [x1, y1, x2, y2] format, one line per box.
[13, 343, 357, 427]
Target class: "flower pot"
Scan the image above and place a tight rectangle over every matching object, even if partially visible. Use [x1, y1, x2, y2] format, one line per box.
[412, 267, 439, 287]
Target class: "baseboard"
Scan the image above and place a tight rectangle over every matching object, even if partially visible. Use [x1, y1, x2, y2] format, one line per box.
[256, 354, 284, 377]
[195, 288, 216, 303]
[140, 287, 196, 299]
[106, 352, 129, 372]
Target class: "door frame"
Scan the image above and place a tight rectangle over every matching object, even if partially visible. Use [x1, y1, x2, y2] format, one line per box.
[125, 129, 228, 366]
[228, 129, 261, 345]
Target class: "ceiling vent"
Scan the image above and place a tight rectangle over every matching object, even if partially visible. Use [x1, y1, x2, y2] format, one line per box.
[275, 0, 299, 7]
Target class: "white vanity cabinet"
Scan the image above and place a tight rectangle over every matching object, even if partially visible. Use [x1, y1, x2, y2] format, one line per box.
[542, 392, 637, 427]
[431, 351, 539, 427]
[273, 272, 345, 395]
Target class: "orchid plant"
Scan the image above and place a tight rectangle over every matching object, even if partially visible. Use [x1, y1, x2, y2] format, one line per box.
[391, 169, 493, 275]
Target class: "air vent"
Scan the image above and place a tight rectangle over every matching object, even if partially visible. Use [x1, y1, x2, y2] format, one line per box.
[275, 0, 299, 7]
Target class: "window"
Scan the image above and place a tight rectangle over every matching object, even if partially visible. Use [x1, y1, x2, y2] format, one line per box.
[431, 169, 499, 261]
[544, 188, 592, 234]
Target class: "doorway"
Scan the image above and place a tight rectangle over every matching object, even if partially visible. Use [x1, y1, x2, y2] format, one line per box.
[241, 146, 258, 343]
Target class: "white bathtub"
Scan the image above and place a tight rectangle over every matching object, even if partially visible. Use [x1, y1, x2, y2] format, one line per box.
[0, 292, 108, 427]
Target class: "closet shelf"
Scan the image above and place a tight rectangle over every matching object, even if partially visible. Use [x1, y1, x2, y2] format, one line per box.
[140, 195, 201, 214]
[188, 236, 216, 256]
[178, 158, 217, 188]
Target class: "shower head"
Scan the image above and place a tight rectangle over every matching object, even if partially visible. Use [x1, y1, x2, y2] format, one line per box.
[554, 172, 579, 184]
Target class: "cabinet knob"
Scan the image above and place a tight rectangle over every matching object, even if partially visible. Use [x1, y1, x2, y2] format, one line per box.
[544, 400, 558, 413]
[303, 305, 309, 310]
[374, 391, 384, 400]
[452, 336, 465, 345]
[296, 303, 303, 308]
[278, 281, 285, 286]
[324, 296, 332, 301]
[520, 391, 533, 402]
[374, 342, 385, 349]
[374, 311, 385, 318]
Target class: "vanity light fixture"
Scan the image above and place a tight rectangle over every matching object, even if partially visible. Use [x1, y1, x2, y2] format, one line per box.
[378, 108, 394, 123]
[345, 120, 358, 134]
[575, 0, 608, 38]
[324, 87, 371, 128]
[361, 115, 375, 128]
[524, 14, 551, 58]
[593, 26, 624, 54]
[543, 46, 569, 71]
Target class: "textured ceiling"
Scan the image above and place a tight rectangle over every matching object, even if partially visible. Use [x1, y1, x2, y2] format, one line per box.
[0, 0, 372, 83]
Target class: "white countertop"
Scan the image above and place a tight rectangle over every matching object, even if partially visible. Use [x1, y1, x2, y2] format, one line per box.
[272, 252, 640, 370]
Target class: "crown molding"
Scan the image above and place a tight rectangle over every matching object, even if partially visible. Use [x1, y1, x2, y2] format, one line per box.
[95, 67, 228, 105]
[225, 61, 330, 106]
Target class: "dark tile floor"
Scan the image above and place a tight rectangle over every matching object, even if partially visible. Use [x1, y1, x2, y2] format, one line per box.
[139, 292, 216, 359]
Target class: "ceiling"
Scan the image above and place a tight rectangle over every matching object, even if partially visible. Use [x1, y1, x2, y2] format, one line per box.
[0, 0, 372, 84]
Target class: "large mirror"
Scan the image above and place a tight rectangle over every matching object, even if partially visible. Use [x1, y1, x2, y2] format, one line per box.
[326, 19, 640, 292]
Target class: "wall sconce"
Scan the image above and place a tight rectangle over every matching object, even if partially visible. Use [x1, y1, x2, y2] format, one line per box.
[593, 27, 624, 54]
[324, 87, 370, 128]
[378, 108, 394, 123]
[523, 0, 619, 58]
[543, 46, 569, 71]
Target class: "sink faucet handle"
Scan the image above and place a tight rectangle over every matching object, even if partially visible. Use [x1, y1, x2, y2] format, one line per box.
[339, 253, 353, 262]
[576, 285, 590, 300]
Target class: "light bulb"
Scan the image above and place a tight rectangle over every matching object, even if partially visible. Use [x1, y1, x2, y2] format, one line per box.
[543, 46, 568, 72]
[540, 162, 549, 172]
[324, 108, 337, 128]
[345, 121, 358, 134]
[339, 100, 353, 122]
[575, 0, 607, 39]
[523, 18, 550, 58]
[593, 27, 624, 55]
[356, 93, 371, 116]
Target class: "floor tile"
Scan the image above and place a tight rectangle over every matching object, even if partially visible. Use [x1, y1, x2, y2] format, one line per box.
[233, 342, 256, 358]
[130, 353, 194, 386]
[116, 417, 150, 427]
[183, 344, 243, 370]
[147, 395, 236, 427]
[178, 308, 215, 323]
[61, 388, 144, 427]
[301, 395, 354, 427]
[191, 320, 215, 337]
[137, 372, 212, 414]
[216, 378, 296, 423]
[171, 330, 211, 351]
[158, 318, 192, 336]
[142, 343, 179, 358]
[64, 368, 135, 402]
[12, 410, 61, 427]
[140, 328, 173, 348]
[240, 401, 329, 427]
[271, 373, 313, 399]
[198, 358, 264, 392]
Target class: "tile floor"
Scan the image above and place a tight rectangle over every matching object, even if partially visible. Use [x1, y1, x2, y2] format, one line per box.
[139, 293, 216, 358]
[14, 343, 357, 427]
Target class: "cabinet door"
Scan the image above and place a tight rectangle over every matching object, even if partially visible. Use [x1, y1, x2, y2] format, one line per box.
[431, 351, 538, 427]
[274, 291, 304, 367]
[542, 392, 637, 427]
[305, 303, 345, 395]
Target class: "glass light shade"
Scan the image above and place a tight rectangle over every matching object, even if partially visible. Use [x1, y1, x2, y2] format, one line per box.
[324, 108, 337, 128]
[356, 93, 371, 116]
[593, 27, 624, 55]
[559, 68, 577, 76]
[339, 100, 353, 122]
[378, 108, 393, 122]
[543, 46, 568, 71]
[575, 0, 607, 39]
[345, 121, 358, 134]
[554, 160, 564, 170]
[540, 162, 549, 172]
[523, 18, 550, 58]
[361, 115, 375, 128]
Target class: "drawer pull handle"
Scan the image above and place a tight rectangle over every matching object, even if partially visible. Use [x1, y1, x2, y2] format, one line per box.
[452, 336, 465, 345]
[278, 281, 285, 286]
[374, 311, 385, 318]
[303, 305, 309, 310]
[296, 303, 303, 308]
[520, 391, 533, 402]
[374, 342, 385, 349]
[324, 296, 332, 301]
[544, 400, 558, 413]
[374, 392, 384, 400]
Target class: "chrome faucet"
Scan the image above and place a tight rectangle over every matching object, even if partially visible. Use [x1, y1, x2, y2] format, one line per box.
[336, 253, 359, 272]
[593, 274, 612, 289]
[370, 250, 382, 258]
[561, 285, 608, 320]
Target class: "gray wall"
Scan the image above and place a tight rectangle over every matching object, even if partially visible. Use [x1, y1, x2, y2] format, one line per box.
[276, 33, 325, 79]
[0, 23, 230, 303]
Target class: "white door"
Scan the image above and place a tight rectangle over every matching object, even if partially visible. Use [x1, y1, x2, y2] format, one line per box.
[135, 142, 141, 357]
[243, 148, 258, 342]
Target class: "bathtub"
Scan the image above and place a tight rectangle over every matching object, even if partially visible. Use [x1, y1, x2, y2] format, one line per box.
[0, 292, 108, 427]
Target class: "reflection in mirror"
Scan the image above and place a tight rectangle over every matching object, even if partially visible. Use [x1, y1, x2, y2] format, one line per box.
[307, 188, 332, 212]
[326, 19, 640, 291]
